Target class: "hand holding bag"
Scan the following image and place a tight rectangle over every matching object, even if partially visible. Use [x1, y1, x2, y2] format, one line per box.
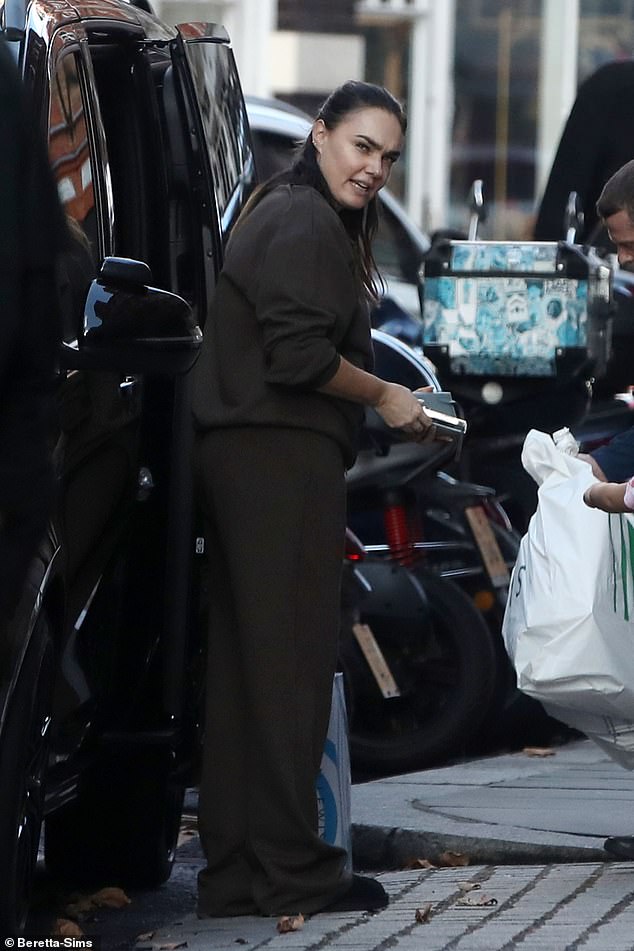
[502, 429, 634, 768]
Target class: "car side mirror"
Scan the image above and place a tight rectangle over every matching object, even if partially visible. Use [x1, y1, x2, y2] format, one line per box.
[60, 257, 202, 375]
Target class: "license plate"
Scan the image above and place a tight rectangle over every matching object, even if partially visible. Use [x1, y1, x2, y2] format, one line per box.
[465, 505, 510, 588]
[352, 623, 401, 699]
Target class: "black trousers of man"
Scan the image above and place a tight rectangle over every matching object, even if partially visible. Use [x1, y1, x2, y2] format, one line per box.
[195, 426, 350, 917]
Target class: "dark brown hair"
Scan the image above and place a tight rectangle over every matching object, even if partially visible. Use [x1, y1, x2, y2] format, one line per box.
[596, 159, 634, 223]
[244, 81, 407, 302]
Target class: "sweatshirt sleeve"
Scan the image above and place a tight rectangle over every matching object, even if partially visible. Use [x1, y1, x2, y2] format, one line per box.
[592, 428, 634, 483]
[256, 190, 357, 388]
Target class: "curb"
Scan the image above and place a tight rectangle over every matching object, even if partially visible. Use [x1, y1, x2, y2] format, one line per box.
[352, 823, 610, 870]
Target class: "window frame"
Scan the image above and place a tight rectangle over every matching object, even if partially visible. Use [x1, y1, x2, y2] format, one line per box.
[46, 28, 115, 262]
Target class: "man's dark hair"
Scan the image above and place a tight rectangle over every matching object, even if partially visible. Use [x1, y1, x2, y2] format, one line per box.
[596, 158, 634, 223]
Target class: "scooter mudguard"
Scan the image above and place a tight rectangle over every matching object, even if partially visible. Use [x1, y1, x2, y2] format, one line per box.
[352, 558, 430, 639]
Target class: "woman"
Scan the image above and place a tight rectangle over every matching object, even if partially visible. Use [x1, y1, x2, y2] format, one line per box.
[192, 80, 435, 918]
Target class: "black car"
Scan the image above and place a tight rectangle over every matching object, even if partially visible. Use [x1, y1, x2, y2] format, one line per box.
[0, 0, 255, 933]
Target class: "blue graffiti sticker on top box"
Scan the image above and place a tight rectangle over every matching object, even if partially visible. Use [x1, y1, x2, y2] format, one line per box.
[450, 242, 560, 273]
[422, 243, 589, 377]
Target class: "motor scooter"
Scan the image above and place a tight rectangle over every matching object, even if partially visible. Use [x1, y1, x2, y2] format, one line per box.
[338, 330, 529, 773]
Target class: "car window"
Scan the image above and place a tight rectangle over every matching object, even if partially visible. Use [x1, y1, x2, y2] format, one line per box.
[181, 41, 255, 242]
[48, 52, 99, 342]
[250, 128, 302, 182]
[48, 53, 98, 260]
[88, 39, 169, 283]
[374, 202, 424, 286]
[86, 31, 218, 324]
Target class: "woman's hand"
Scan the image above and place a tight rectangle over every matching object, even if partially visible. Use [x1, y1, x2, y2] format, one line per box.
[318, 359, 437, 441]
[373, 381, 435, 441]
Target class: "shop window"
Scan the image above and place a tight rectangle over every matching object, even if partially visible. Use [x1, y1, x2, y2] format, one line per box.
[579, 0, 634, 80]
[451, 0, 540, 239]
[361, 21, 410, 203]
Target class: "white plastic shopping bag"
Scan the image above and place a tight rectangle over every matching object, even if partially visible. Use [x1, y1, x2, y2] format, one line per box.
[502, 429, 634, 768]
[316, 672, 353, 869]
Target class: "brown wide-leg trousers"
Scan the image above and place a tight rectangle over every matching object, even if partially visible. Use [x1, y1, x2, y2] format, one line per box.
[194, 427, 350, 917]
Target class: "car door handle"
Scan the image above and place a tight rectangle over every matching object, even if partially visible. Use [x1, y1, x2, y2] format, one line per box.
[119, 377, 137, 395]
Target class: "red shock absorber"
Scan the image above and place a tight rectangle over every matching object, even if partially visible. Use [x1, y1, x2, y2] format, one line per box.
[383, 492, 416, 566]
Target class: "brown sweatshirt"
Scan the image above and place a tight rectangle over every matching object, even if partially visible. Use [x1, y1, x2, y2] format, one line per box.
[191, 184, 373, 466]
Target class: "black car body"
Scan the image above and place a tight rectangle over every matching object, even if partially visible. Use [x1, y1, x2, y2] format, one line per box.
[0, 0, 255, 932]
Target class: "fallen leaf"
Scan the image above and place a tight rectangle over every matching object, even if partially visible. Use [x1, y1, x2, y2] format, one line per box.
[403, 857, 437, 870]
[437, 851, 469, 867]
[456, 894, 498, 907]
[53, 919, 85, 937]
[63, 897, 95, 917]
[177, 831, 197, 846]
[90, 886, 132, 908]
[177, 816, 199, 847]
[158, 943, 187, 950]
[276, 914, 305, 933]
[415, 903, 433, 923]
[457, 882, 481, 893]
[522, 746, 555, 757]
[137, 932, 155, 942]
[65, 886, 131, 917]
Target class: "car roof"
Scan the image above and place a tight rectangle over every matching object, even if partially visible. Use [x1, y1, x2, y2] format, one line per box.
[245, 95, 311, 138]
[3, 0, 175, 45]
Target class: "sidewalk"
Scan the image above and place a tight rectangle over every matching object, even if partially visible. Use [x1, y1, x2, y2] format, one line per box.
[138, 739, 634, 950]
[352, 736, 628, 868]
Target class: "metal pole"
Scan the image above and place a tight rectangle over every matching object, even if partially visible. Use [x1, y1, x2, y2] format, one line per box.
[536, 0, 579, 200]
[407, 0, 454, 233]
[424, 0, 455, 234]
[226, 0, 276, 97]
[494, 2, 511, 237]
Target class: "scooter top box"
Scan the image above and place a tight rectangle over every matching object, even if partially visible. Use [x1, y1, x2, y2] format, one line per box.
[420, 239, 613, 381]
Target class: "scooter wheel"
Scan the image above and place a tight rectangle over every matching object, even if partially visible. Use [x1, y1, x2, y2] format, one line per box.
[341, 570, 496, 773]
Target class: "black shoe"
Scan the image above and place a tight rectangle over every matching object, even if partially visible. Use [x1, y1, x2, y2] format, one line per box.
[320, 874, 389, 913]
[604, 836, 634, 860]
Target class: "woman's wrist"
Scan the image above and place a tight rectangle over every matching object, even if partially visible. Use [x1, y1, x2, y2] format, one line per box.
[318, 358, 388, 407]
[370, 378, 394, 409]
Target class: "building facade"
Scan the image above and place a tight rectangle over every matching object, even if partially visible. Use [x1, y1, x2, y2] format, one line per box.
[155, 0, 634, 240]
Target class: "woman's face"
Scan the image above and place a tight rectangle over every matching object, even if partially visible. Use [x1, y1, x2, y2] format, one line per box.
[312, 107, 403, 210]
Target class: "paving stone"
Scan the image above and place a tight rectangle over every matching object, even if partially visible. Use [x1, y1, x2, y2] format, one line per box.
[139, 740, 634, 950]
